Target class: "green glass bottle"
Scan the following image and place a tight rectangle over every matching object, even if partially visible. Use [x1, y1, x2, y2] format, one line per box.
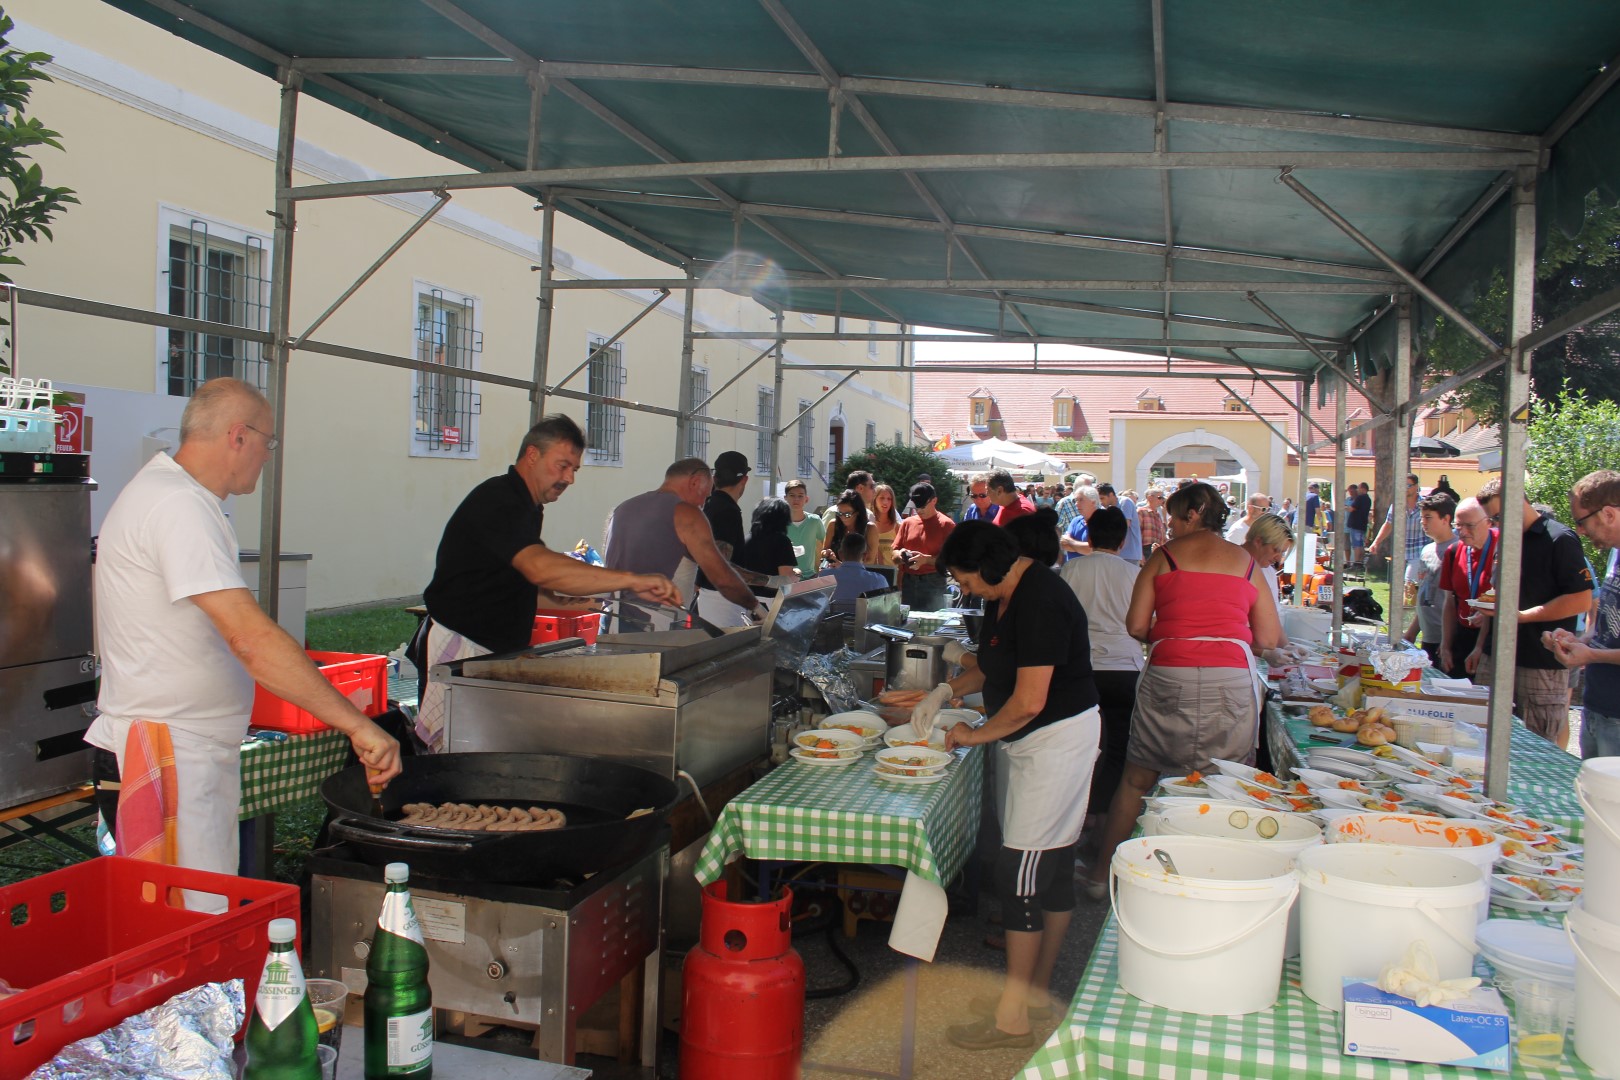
[244, 917, 320, 1080]
[364, 862, 433, 1078]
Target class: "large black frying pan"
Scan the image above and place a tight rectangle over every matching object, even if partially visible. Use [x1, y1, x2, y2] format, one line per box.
[322, 752, 678, 881]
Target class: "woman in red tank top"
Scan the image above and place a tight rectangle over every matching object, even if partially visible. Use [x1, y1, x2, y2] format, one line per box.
[1081, 482, 1283, 899]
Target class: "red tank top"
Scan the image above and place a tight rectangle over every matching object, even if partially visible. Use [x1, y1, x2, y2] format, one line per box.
[1147, 548, 1258, 668]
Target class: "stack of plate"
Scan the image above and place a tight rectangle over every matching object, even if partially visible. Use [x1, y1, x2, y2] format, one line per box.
[790, 728, 866, 766]
[1476, 919, 1577, 988]
[1304, 747, 1378, 780]
[872, 746, 951, 785]
[820, 711, 886, 749]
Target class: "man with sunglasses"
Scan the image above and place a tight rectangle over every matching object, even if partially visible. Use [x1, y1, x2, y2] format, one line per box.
[1546, 470, 1620, 757]
[1470, 477, 1591, 747]
[963, 472, 998, 524]
[89, 378, 401, 899]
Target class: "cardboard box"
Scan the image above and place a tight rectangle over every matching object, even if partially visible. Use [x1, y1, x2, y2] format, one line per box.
[1364, 689, 1489, 728]
[1342, 980, 1510, 1071]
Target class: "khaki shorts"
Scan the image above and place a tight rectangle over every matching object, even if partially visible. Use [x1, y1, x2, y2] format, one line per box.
[1126, 664, 1259, 775]
[1475, 656, 1571, 745]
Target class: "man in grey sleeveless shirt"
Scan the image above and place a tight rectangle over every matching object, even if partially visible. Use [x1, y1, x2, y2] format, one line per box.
[605, 458, 763, 627]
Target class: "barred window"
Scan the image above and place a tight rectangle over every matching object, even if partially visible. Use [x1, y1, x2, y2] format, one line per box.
[412, 287, 483, 456]
[796, 400, 814, 477]
[865, 421, 877, 449]
[586, 336, 626, 465]
[687, 368, 710, 461]
[756, 388, 775, 477]
[163, 215, 269, 396]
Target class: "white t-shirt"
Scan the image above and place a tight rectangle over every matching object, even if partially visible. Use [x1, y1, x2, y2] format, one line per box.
[1225, 519, 1251, 545]
[1059, 551, 1144, 671]
[88, 453, 254, 748]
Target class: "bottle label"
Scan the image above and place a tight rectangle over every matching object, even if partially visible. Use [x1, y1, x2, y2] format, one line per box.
[386, 1007, 434, 1071]
[254, 950, 308, 1032]
[377, 890, 425, 946]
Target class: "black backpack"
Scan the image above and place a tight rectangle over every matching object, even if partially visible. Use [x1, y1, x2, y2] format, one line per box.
[1342, 587, 1384, 624]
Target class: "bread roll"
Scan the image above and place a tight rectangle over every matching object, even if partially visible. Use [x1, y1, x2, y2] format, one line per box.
[1357, 725, 1390, 746]
[1309, 705, 1337, 727]
[1332, 715, 1363, 733]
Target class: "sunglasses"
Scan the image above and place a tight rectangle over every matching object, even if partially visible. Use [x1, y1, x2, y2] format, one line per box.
[838, 510, 856, 518]
[971, 492, 990, 499]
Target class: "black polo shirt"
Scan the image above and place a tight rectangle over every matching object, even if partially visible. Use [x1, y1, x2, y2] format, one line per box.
[1485, 512, 1590, 670]
[423, 466, 544, 653]
[697, 489, 744, 591]
[976, 561, 1099, 742]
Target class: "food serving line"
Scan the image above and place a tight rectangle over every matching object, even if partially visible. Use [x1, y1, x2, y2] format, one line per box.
[1019, 694, 1597, 1080]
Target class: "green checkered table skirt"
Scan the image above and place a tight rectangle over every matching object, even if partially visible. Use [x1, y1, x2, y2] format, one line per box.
[693, 744, 983, 888]
[1268, 704, 1585, 843]
[238, 730, 350, 819]
[1021, 905, 1598, 1080]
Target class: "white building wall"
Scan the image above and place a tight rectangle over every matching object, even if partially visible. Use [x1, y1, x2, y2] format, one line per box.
[9, 0, 911, 607]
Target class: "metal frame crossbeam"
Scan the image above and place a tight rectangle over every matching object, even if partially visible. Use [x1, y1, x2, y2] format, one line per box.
[551, 276, 1393, 294]
[1244, 293, 1392, 408]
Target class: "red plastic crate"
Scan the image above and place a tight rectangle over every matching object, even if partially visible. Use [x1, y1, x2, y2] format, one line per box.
[251, 650, 389, 734]
[0, 857, 300, 1075]
[530, 608, 602, 646]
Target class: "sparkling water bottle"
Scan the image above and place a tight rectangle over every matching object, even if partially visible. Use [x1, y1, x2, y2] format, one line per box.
[244, 918, 319, 1080]
[363, 862, 433, 1078]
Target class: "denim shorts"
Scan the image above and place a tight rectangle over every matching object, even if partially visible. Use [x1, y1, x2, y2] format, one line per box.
[1582, 708, 1620, 759]
[1346, 527, 1367, 548]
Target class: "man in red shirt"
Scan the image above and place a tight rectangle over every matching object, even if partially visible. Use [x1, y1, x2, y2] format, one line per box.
[987, 468, 1035, 525]
[1437, 496, 1497, 678]
[892, 481, 956, 610]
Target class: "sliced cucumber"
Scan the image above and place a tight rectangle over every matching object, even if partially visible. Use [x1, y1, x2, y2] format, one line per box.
[1228, 809, 1250, 829]
[1256, 816, 1280, 839]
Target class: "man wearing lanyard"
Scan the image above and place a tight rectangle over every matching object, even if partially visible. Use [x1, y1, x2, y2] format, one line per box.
[1472, 478, 1592, 747]
[1438, 497, 1496, 678]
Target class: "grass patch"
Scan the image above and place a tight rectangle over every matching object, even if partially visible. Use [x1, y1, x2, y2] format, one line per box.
[306, 606, 419, 655]
[0, 817, 99, 888]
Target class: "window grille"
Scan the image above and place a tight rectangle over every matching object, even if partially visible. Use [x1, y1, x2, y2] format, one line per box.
[165, 219, 269, 396]
[756, 388, 775, 477]
[687, 368, 711, 461]
[865, 421, 877, 448]
[867, 320, 879, 357]
[796, 400, 814, 477]
[586, 336, 626, 465]
[413, 289, 482, 454]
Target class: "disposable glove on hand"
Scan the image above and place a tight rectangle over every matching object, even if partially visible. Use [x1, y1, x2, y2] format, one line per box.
[942, 640, 973, 667]
[911, 682, 954, 737]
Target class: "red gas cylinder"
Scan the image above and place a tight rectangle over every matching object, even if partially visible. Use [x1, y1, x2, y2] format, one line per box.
[680, 881, 806, 1079]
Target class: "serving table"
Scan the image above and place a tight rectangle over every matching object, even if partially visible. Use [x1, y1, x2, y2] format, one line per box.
[1020, 701, 1593, 1079]
[237, 728, 350, 876]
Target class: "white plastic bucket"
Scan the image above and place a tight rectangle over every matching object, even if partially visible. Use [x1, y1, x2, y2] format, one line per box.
[1152, 802, 1323, 959]
[1576, 758, 1620, 924]
[1111, 835, 1298, 1015]
[1296, 844, 1485, 1011]
[1567, 902, 1620, 1079]
[1321, 812, 1500, 920]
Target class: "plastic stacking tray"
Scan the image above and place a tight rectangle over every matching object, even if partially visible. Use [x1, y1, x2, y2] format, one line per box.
[251, 649, 390, 733]
[0, 856, 299, 1075]
[530, 608, 603, 646]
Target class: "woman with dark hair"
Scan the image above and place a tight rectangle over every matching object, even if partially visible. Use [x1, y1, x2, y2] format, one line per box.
[1058, 506, 1141, 837]
[819, 489, 877, 566]
[1081, 482, 1283, 900]
[889, 520, 1100, 1050]
[1003, 506, 1062, 567]
[739, 497, 799, 578]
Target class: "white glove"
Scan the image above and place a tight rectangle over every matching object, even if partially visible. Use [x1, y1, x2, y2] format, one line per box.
[911, 682, 954, 738]
[1376, 940, 1480, 1008]
[942, 640, 973, 667]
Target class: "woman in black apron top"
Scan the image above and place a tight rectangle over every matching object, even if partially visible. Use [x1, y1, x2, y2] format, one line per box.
[893, 520, 1101, 1051]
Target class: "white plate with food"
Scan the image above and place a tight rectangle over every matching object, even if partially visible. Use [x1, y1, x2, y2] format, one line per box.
[1492, 828, 1582, 856]
[1157, 771, 1214, 795]
[1209, 759, 1293, 792]
[872, 769, 946, 785]
[873, 746, 952, 774]
[883, 723, 949, 751]
[1467, 599, 1498, 613]
[790, 747, 864, 766]
[1293, 768, 1394, 794]
[1491, 873, 1581, 911]
[820, 712, 887, 745]
[1205, 774, 1323, 813]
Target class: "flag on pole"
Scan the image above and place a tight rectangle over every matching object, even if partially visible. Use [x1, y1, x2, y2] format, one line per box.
[931, 433, 953, 451]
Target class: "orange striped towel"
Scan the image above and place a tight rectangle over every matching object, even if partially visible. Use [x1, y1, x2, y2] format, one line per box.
[115, 720, 178, 864]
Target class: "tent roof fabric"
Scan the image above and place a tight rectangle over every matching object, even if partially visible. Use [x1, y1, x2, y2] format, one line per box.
[103, 0, 1620, 377]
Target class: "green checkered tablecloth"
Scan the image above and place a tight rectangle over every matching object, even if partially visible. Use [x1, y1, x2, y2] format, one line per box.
[693, 745, 982, 888]
[1268, 704, 1585, 843]
[1019, 907, 1599, 1080]
[238, 730, 349, 819]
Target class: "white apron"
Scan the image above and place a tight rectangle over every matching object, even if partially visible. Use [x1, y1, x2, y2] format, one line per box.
[997, 706, 1102, 851]
[415, 621, 490, 752]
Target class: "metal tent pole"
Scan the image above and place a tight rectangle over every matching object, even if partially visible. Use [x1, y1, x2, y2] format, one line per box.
[529, 200, 556, 423]
[1332, 378, 1347, 639]
[258, 71, 301, 620]
[1294, 378, 1310, 607]
[1484, 166, 1538, 801]
[771, 309, 786, 486]
[675, 271, 696, 457]
[1387, 295, 1413, 645]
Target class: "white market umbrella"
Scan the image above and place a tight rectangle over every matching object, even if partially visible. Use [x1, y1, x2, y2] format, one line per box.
[935, 437, 1066, 473]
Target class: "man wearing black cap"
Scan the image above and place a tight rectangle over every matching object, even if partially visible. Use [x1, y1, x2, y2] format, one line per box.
[697, 450, 758, 625]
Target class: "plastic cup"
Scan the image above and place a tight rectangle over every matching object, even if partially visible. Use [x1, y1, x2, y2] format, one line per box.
[316, 1042, 338, 1080]
[1512, 977, 1575, 1065]
[305, 978, 351, 1054]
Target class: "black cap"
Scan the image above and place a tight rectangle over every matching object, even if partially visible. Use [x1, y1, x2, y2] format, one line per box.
[713, 450, 752, 484]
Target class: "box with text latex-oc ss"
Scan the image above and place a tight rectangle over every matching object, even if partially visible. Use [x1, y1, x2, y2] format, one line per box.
[1341, 980, 1510, 1071]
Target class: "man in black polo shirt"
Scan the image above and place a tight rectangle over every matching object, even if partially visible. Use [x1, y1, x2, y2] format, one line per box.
[696, 450, 751, 625]
[1473, 477, 1592, 747]
[417, 415, 680, 751]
